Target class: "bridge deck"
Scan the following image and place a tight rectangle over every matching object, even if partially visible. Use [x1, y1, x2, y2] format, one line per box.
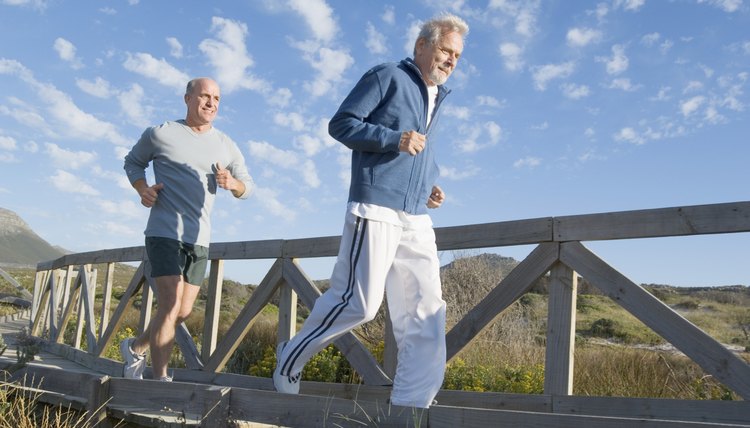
[1, 313, 749, 427]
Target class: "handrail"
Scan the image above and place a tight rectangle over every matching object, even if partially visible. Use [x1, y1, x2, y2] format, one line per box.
[29, 200, 750, 400]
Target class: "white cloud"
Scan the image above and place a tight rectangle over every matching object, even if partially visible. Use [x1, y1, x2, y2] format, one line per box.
[614, 0, 646, 11]
[0, 59, 129, 145]
[166, 37, 183, 58]
[365, 22, 387, 55]
[300, 46, 354, 97]
[650, 86, 672, 101]
[641, 32, 660, 46]
[455, 121, 502, 152]
[50, 169, 99, 195]
[53, 38, 83, 69]
[683, 81, 704, 94]
[476, 95, 503, 107]
[253, 186, 296, 221]
[248, 140, 320, 188]
[513, 156, 541, 168]
[566, 27, 602, 47]
[289, 0, 338, 43]
[598, 44, 629, 75]
[440, 164, 480, 180]
[199, 17, 271, 94]
[96, 198, 142, 219]
[488, 0, 541, 38]
[382, 5, 395, 24]
[614, 127, 645, 145]
[274, 112, 307, 132]
[443, 105, 471, 120]
[659, 39, 674, 54]
[0, 135, 17, 150]
[76, 77, 115, 98]
[499, 42, 524, 72]
[268, 88, 293, 108]
[697, 0, 743, 12]
[44, 142, 97, 169]
[608, 78, 640, 91]
[561, 83, 591, 99]
[404, 20, 422, 56]
[118, 84, 153, 128]
[294, 134, 322, 156]
[2, 0, 47, 9]
[123, 52, 189, 92]
[531, 61, 575, 91]
[680, 95, 706, 116]
[0, 153, 17, 163]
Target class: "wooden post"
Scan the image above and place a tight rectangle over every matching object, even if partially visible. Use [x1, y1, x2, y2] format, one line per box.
[277, 278, 297, 344]
[544, 262, 577, 395]
[383, 301, 397, 378]
[202, 259, 225, 361]
[100, 262, 115, 340]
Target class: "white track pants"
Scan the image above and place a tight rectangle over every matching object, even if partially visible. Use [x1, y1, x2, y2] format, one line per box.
[278, 211, 446, 408]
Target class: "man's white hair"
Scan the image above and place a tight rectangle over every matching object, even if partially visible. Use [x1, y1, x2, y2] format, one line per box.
[413, 13, 469, 56]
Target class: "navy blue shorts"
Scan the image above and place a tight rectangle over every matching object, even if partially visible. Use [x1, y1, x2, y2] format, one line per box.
[145, 237, 208, 286]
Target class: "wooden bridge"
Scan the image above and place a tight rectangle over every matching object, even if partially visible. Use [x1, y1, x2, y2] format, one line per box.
[1, 201, 750, 427]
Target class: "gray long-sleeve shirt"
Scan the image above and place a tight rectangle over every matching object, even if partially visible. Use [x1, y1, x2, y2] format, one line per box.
[123, 120, 253, 247]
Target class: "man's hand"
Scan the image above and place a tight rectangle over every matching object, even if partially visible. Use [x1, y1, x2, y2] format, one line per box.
[138, 182, 164, 208]
[215, 162, 238, 191]
[427, 185, 445, 209]
[399, 130, 426, 156]
[216, 162, 246, 197]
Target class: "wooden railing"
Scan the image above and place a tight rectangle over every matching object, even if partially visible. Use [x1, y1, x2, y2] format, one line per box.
[29, 201, 750, 404]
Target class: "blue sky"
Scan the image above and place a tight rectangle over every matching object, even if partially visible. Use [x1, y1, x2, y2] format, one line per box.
[0, 0, 748, 287]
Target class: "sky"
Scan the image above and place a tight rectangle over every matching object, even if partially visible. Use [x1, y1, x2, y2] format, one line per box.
[0, 0, 748, 288]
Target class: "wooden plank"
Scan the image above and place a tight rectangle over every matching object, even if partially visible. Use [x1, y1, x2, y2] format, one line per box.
[282, 235, 341, 258]
[554, 395, 750, 425]
[282, 258, 392, 386]
[276, 280, 297, 343]
[555, 201, 750, 242]
[31, 270, 46, 320]
[560, 241, 750, 400]
[0, 267, 33, 299]
[95, 262, 146, 357]
[31, 273, 51, 336]
[99, 262, 115, 340]
[48, 269, 59, 338]
[229, 387, 414, 428]
[107, 378, 229, 426]
[544, 262, 577, 395]
[428, 406, 745, 428]
[202, 259, 224, 361]
[37, 246, 145, 270]
[208, 239, 283, 260]
[203, 259, 283, 373]
[446, 243, 559, 361]
[436, 217, 554, 250]
[82, 266, 98, 353]
[55, 269, 83, 344]
[383, 301, 397, 379]
[60, 265, 75, 316]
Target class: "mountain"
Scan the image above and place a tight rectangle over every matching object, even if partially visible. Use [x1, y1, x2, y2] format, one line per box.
[0, 208, 66, 267]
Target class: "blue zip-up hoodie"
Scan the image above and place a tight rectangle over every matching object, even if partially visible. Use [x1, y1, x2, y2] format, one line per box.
[329, 58, 450, 215]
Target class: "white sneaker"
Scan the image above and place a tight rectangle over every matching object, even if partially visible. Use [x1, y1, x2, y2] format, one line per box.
[159, 376, 173, 382]
[273, 341, 300, 394]
[120, 338, 146, 379]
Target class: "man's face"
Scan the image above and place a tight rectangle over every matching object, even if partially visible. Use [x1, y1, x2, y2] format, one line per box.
[185, 79, 220, 127]
[414, 31, 464, 86]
